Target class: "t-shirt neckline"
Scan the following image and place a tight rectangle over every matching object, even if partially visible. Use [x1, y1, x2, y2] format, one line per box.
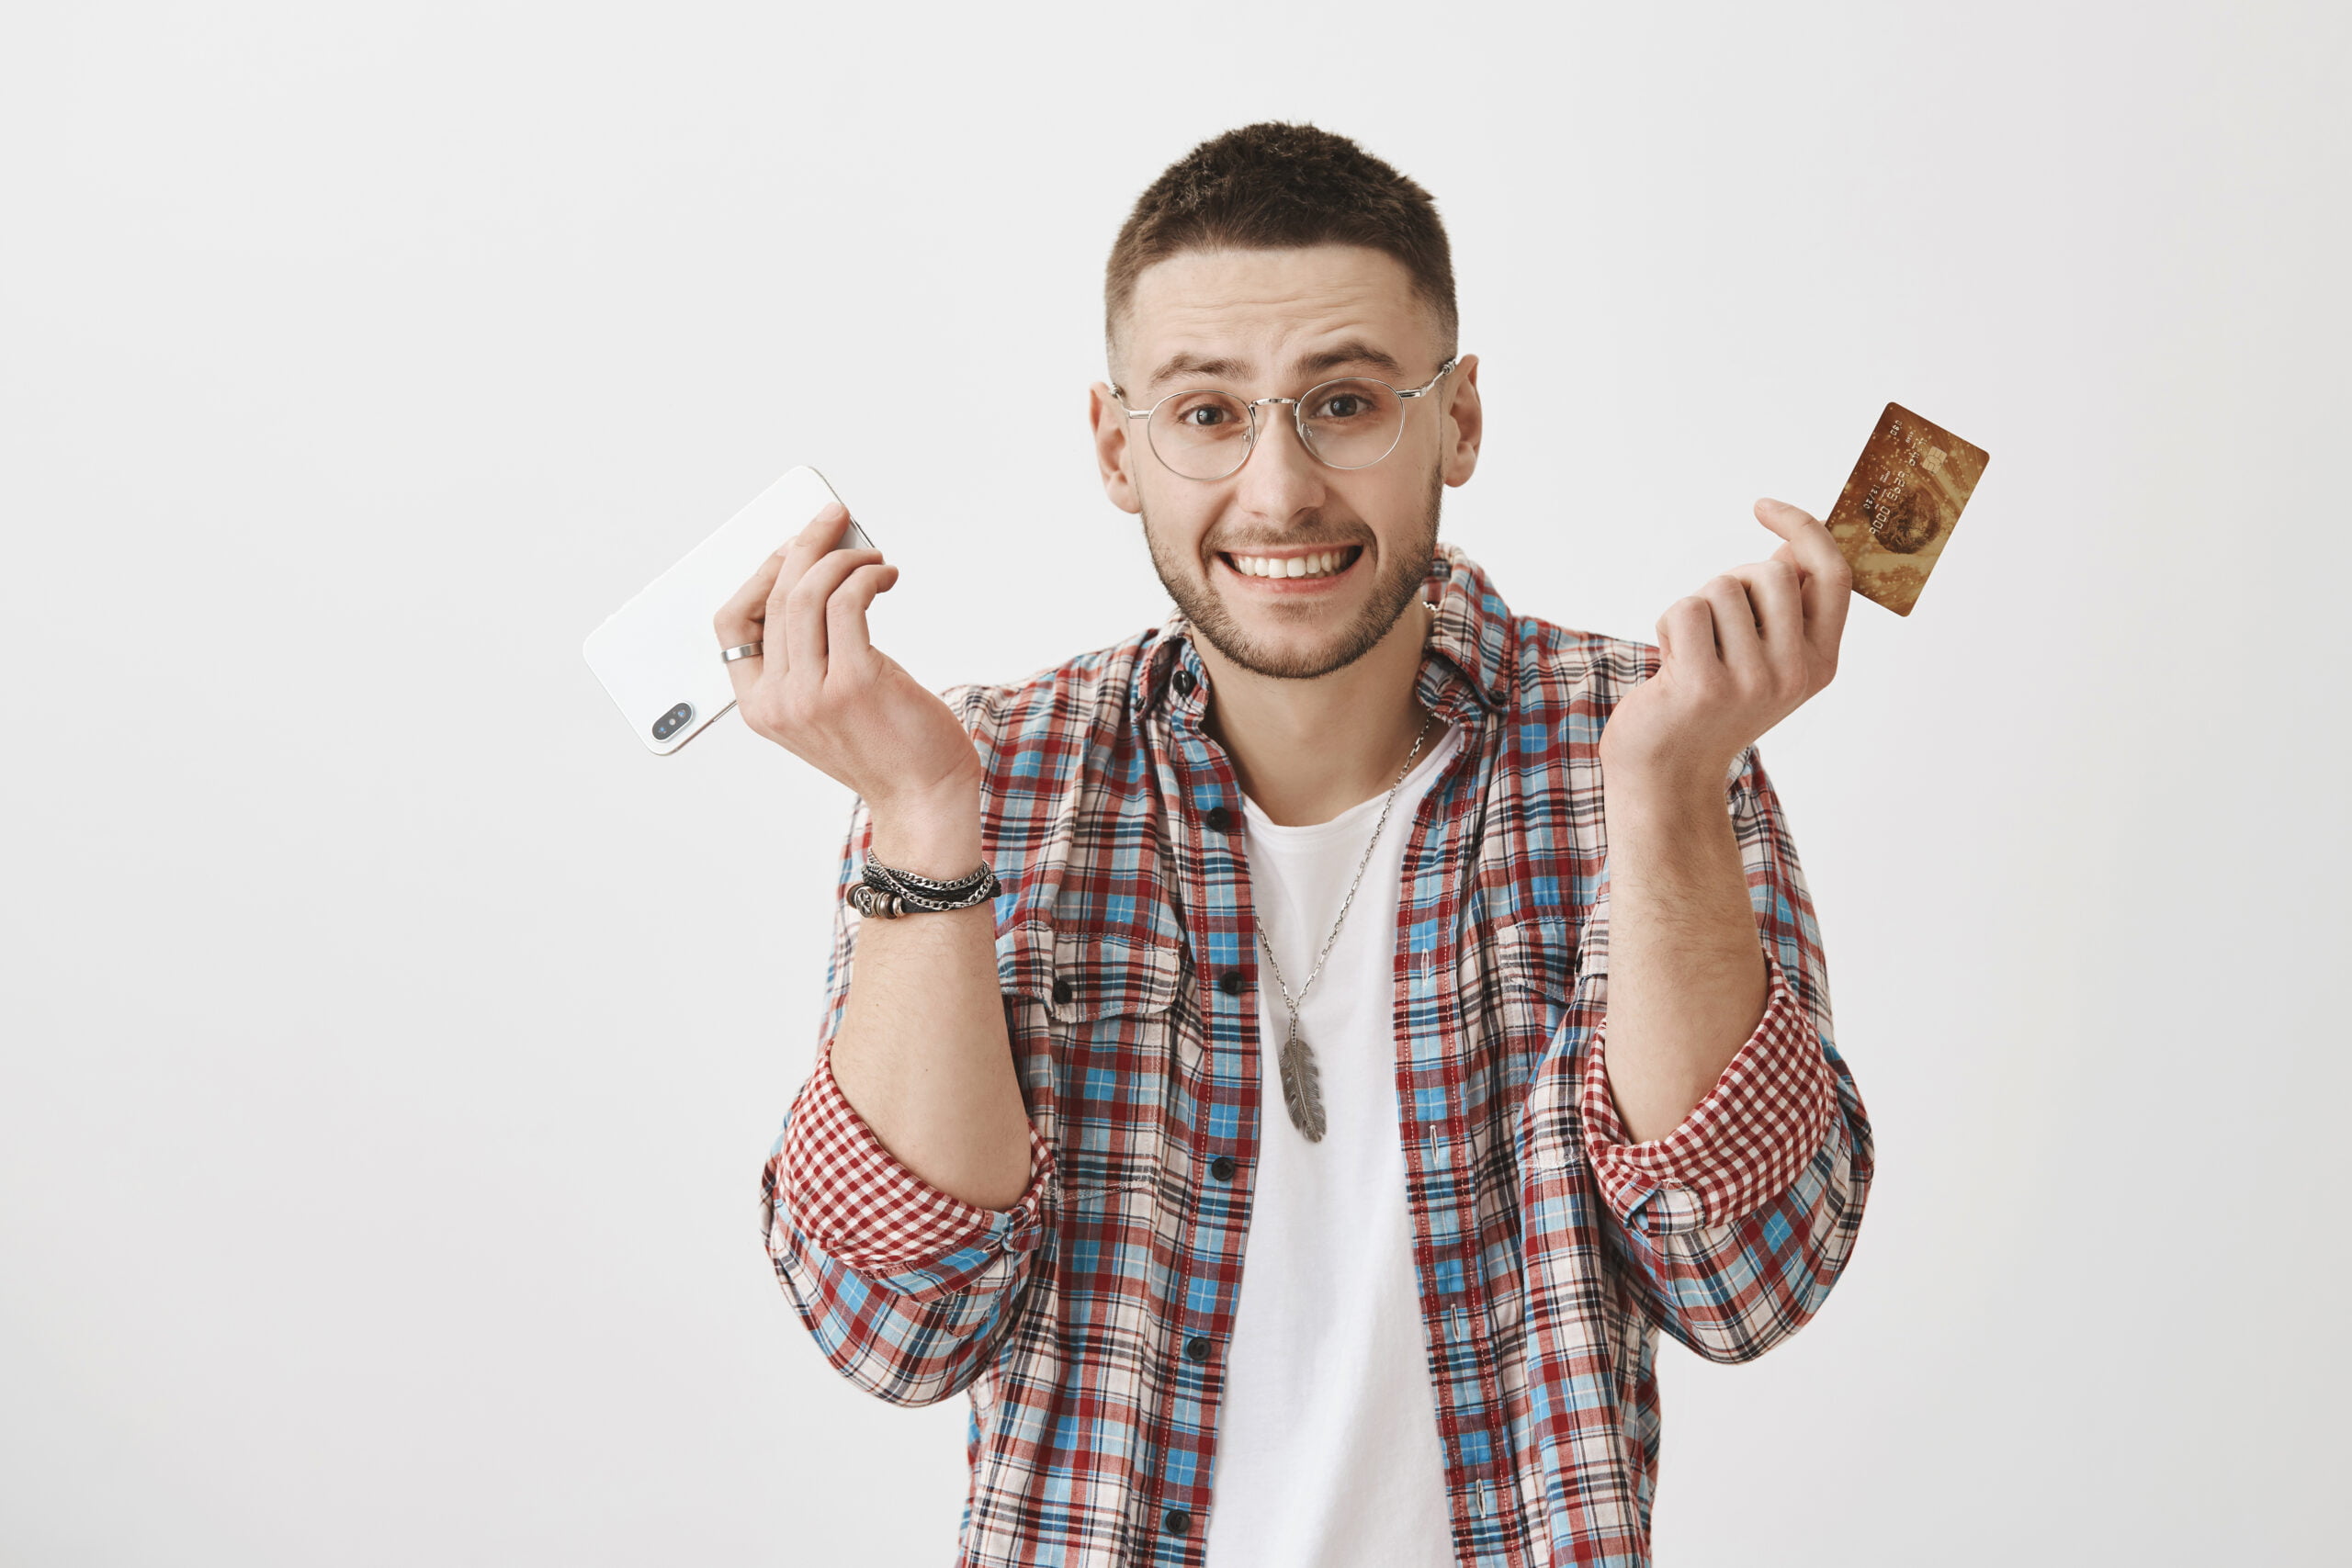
[1238, 722, 1464, 842]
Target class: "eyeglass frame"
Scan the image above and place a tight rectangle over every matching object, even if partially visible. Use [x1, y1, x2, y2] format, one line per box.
[1108, 356, 1460, 480]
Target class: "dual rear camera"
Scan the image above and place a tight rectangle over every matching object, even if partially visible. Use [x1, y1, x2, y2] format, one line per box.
[651, 701, 693, 740]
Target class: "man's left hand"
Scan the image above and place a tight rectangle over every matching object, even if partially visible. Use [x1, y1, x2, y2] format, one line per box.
[1600, 498, 1852, 785]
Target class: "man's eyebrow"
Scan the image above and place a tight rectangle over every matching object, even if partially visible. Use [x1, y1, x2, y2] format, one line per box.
[1295, 340, 1406, 379]
[1142, 340, 1408, 393]
[1144, 352, 1250, 390]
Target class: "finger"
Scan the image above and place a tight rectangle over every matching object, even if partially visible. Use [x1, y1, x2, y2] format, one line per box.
[757, 502, 858, 665]
[1698, 575, 1767, 678]
[782, 544, 887, 685]
[823, 561, 901, 680]
[718, 625, 763, 709]
[1655, 596, 1714, 677]
[721, 503, 856, 707]
[1753, 497, 1851, 659]
[718, 547, 803, 706]
[1720, 558, 1807, 665]
[717, 536, 808, 641]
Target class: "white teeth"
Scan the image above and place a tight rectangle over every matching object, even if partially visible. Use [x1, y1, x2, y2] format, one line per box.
[1230, 549, 1351, 579]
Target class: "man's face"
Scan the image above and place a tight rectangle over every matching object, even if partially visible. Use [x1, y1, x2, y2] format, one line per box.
[1090, 245, 1481, 682]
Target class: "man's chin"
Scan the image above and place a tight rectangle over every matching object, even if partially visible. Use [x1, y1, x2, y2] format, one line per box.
[1211, 629, 1355, 682]
[1185, 580, 1414, 682]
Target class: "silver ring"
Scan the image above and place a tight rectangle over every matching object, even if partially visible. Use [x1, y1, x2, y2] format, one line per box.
[720, 642, 763, 663]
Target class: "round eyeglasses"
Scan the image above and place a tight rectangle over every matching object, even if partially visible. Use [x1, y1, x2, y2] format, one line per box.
[1111, 358, 1458, 481]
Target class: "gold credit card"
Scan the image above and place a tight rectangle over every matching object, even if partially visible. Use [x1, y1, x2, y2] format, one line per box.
[1823, 402, 1988, 616]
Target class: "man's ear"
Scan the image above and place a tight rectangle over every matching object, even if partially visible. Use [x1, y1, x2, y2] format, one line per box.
[1441, 353, 1483, 489]
[1090, 382, 1143, 514]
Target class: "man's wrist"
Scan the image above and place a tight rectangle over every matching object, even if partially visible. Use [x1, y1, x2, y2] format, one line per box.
[866, 788, 986, 882]
[1599, 743, 1730, 818]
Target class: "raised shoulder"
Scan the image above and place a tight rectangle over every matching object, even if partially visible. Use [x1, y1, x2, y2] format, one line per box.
[938, 626, 1159, 784]
[932, 628, 1171, 933]
[1510, 615, 1760, 793]
[1508, 615, 1661, 721]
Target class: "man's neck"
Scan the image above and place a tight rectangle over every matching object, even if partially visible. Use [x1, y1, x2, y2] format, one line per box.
[1194, 602, 1442, 828]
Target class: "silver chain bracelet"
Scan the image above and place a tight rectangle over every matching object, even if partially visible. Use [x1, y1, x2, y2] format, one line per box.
[852, 856, 1001, 919]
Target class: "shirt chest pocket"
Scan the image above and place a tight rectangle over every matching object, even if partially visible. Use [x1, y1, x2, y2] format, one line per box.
[1489, 915, 1582, 1049]
[998, 924, 1191, 1212]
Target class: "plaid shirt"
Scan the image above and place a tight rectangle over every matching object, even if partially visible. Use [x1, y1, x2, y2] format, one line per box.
[761, 545, 1873, 1567]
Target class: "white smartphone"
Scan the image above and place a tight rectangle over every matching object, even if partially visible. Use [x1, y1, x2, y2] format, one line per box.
[582, 466, 875, 755]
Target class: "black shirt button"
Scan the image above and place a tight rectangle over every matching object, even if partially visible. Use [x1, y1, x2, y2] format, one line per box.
[1163, 1508, 1191, 1536]
[1051, 977, 1074, 1005]
[1185, 1335, 1212, 1362]
[1211, 1155, 1237, 1180]
[1216, 970, 1245, 996]
[1171, 669, 1197, 697]
[1203, 805, 1234, 831]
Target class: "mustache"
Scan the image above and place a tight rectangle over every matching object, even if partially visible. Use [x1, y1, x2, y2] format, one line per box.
[1206, 534, 1370, 553]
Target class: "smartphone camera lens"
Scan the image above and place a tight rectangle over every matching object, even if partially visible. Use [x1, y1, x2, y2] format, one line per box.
[651, 702, 694, 740]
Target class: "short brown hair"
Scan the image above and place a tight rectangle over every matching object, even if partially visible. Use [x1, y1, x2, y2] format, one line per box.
[1103, 122, 1457, 365]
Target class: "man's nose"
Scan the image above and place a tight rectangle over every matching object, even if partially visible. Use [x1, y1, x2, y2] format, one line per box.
[1232, 400, 1326, 515]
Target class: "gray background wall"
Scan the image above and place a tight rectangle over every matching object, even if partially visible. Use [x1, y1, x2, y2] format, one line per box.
[4, 2, 2345, 1562]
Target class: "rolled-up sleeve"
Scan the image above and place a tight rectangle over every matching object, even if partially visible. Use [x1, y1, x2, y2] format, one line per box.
[773, 1036, 1054, 1286]
[1577, 941, 1838, 1235]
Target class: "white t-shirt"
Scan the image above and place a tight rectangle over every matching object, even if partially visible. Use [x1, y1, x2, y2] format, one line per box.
[1201, 721, 1467, 1568]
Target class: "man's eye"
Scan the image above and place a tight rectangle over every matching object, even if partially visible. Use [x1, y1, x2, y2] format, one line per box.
[1315, 393, 1370, 420]
[1183, 404, 1232, 428]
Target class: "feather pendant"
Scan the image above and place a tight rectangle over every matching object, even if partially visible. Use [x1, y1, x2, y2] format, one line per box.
[1277, 1026, 1328, 1143]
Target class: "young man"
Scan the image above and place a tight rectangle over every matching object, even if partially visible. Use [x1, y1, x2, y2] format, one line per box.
[727, 124, 1872, 1568]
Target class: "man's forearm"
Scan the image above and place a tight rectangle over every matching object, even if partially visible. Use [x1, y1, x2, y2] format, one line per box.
[827, 796, 1035, 1212]
[1596, 761, 1770, 1144]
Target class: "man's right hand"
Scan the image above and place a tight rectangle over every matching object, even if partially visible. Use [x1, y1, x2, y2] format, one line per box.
[717, 502, 984, 870]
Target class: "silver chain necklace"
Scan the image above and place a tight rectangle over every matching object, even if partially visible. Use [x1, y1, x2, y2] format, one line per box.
[1256, 709, 1438, 1143]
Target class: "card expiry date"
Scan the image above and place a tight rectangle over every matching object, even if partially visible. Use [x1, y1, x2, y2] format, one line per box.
[1823, 402, 1988, 616]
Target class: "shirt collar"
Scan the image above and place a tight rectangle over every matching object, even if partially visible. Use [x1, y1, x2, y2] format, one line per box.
[1136, 543, 1515, 728]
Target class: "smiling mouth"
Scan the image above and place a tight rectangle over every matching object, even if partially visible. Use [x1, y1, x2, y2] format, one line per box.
[1218, 545, 1364, 581]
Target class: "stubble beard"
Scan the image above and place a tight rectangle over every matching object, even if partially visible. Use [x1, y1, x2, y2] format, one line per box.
[1141, 461, 1444, 682]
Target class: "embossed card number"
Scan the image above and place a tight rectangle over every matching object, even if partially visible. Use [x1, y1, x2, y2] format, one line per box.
[1823, 401, 1990, 617]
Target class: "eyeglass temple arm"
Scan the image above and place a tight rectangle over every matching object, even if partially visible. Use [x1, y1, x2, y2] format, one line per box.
[1395, 356, 1460, 399]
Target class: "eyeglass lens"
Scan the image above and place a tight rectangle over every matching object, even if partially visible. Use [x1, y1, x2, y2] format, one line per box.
[1147, 379, 1406, 480]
